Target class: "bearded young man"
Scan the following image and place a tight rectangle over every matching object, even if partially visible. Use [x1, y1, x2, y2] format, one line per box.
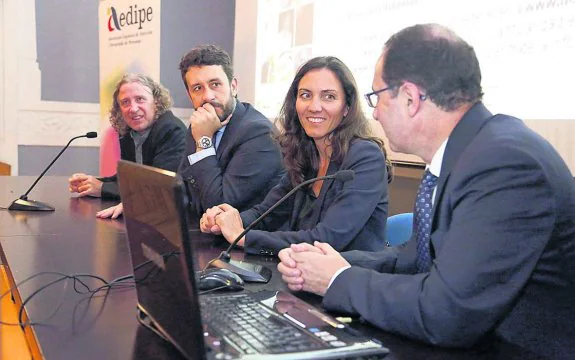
[178, 45, 284, 217]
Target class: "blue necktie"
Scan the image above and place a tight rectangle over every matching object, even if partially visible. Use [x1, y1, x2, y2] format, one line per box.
[213, 132, 218, 150]
[415, 169, 438, 273]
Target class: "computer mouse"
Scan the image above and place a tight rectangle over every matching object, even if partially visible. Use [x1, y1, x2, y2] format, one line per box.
[198, 268, 244, 291]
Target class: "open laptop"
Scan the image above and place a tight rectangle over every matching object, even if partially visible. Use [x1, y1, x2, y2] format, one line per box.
[117, 160, 389, 359]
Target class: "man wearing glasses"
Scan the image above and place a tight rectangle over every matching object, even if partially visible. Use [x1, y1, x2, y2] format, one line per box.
[278, 23, 575, 357]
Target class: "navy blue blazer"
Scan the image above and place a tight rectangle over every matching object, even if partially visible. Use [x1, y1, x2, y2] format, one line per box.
[99, 110, 187, 200]
[179, 101, 285, 217]
[241, 139, 389, 256]
[323, 103, 575, 357]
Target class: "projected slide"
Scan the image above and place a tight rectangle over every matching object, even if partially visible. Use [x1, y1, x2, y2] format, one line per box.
[255, 0, 575, 163]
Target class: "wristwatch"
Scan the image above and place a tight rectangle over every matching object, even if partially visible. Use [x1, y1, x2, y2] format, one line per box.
[197, 136, 213, 149]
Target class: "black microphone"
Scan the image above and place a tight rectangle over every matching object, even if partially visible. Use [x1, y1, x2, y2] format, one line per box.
[205, 169, 355, 283]
[8, 132, 98, 211]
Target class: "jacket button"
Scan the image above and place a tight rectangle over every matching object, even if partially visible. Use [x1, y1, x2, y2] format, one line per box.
[189, 178, 196, 184]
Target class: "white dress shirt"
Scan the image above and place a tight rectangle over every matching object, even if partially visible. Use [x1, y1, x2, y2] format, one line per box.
[326, 138, 449, 290]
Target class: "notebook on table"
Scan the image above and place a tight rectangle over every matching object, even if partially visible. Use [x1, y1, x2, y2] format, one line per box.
[117, 160, 389, 359]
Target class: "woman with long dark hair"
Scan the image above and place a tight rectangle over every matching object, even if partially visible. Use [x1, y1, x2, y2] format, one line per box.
[200, 56, 390, 254]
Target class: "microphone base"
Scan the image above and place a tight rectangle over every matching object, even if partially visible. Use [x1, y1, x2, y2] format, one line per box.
[8, 198, 55, 211]
[206, 258, 271, 283]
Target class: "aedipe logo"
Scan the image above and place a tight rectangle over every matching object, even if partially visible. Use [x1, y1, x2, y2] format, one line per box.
[107, 5, 153, 31]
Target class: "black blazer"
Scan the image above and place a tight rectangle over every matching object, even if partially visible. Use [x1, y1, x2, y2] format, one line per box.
[240, 139, 389, 256]
[323, 103, 575, 357]
[99, 111, 187, 200]
[179, 101, 285, 217]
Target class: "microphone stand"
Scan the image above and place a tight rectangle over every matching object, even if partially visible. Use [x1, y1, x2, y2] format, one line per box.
[8, 132, 98, 211]
[205, 170, 355, 283]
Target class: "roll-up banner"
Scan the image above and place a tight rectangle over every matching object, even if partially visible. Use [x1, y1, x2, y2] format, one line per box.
[98, 0, 161, 176]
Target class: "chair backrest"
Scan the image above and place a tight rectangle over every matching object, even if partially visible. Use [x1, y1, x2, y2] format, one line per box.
[386, 212, 413, 246]
[0, 161, 10, 175]
[99, 126, 121, 177]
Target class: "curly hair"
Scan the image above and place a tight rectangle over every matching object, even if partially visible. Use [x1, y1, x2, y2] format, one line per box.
[274, 56, 389, 186]
[383, 24, 483, 111]
[109, 73, 173, 136]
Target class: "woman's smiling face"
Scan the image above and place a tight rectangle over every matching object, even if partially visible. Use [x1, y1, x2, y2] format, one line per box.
[296, 68, 348, 144]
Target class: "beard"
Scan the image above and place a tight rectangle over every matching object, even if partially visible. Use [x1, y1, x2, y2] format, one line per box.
[201, 94, 236, 121]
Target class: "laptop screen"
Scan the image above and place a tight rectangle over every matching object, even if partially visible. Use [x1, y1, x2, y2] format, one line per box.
[118, 160, 206, 360]
[118, 161, 389, 360]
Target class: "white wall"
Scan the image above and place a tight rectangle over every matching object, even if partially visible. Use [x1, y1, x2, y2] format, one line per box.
[0, 0, 18, 174]
[0, 0, 194, 175]
[235, 0, 575, 173]
[0, 0, 99, 175]
[233, 0, 257, 105]
[4, 0, 572, 175]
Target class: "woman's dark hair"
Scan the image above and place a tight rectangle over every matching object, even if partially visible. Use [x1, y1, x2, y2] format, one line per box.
[275, 56, 388, 186]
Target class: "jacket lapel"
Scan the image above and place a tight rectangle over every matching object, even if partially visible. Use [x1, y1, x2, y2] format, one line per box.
[308, 161, 338, 226]
[119, 135, 135, 162]
[290, 190, 305, 230]
[215, 101, 247, 162]
[431, 102, 494, 225]
[141, 114, 161, 163]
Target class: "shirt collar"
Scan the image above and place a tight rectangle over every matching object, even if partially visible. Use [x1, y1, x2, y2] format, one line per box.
[130, 128, 151, 141]
[428, 138, 448, 178]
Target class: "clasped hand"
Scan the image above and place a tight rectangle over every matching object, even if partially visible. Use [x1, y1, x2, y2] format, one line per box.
[199, 204, 246, 246]
[68, 173, 103, 197]
[277, 242, 350, 296]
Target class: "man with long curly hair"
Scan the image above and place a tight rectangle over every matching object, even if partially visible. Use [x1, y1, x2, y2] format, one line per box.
[68, 73, 187, 218]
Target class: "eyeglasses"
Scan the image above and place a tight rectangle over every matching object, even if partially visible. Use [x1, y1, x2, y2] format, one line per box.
[364, 86, 427, 108]
[364, 87, 393, 108]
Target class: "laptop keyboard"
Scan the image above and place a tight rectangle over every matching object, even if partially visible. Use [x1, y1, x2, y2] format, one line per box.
[201, 293, 325, 355]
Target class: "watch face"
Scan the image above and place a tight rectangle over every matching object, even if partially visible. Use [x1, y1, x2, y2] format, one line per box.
[199, 136, 212, 149]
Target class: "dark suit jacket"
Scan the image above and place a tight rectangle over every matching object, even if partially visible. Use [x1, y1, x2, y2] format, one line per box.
[241, 139, 388, 256]
[99, 111, 187, 200]
[179, 101, 284, 217]
[323, 103, 575, 357]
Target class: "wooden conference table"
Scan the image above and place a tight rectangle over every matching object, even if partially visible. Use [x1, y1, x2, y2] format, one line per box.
[0, 176, 545, 360]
